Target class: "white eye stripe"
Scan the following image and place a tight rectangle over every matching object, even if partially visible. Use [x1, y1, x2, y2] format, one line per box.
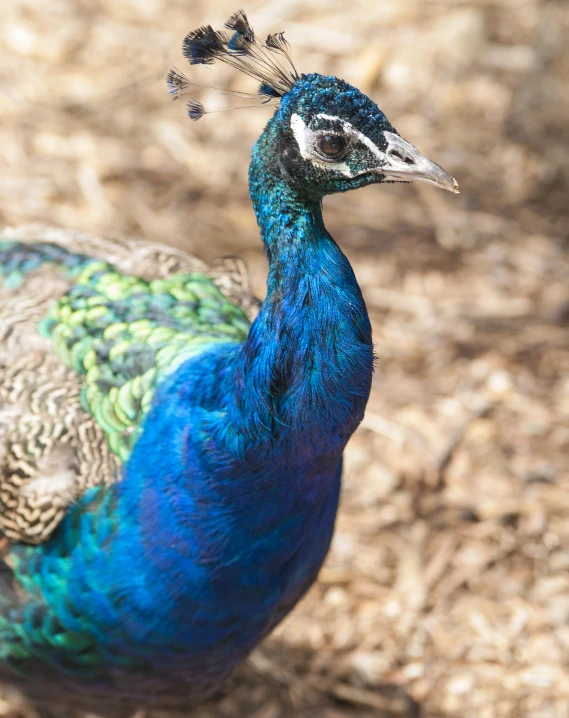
[290, 112, 387, 178]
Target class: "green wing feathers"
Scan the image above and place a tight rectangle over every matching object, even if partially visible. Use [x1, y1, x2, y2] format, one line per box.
[40, 259, 250, 461]
[0, 226, 253, 544]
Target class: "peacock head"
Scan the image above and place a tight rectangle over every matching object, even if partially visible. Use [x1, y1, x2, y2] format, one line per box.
[168, 10, 458, 200]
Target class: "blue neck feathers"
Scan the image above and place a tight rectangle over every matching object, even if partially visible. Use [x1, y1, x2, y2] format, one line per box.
[229, 139, 374, 451]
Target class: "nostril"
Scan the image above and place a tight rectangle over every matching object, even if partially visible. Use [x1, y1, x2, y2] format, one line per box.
[389, 149, 415, 165]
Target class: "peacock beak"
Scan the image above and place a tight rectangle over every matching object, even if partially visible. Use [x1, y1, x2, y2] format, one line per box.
[380, 131, 459, 193]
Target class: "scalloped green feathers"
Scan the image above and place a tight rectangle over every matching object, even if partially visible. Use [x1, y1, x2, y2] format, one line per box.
[38, 260, 250, 463]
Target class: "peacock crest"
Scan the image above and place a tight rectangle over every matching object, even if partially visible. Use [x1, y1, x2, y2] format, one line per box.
[167, 10, 300, 120]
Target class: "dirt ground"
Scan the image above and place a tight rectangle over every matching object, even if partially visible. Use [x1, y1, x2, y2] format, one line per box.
[1, 0, 569, 716]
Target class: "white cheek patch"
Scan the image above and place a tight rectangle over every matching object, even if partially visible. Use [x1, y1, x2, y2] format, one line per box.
[290, 113, 309, 158]
[290, 113, 352, 177]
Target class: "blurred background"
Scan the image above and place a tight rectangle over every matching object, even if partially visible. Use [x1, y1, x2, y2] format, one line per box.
[1, 0, 569, 716]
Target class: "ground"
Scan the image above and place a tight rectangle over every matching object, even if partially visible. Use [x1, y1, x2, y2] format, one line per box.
[1, 0, 568, 716]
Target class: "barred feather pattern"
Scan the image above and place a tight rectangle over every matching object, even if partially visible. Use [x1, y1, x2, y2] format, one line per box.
[0, 225, 254, 544]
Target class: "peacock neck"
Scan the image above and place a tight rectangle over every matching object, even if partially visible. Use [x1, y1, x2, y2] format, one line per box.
[229, 144, 374, 453]
[40, 140, 376, 668]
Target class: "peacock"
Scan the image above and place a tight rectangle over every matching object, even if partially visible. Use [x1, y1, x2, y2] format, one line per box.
[0, 10, 458, 713]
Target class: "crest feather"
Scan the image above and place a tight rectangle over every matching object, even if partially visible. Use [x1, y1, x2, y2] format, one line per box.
[225, 10, 255, 44]
[167, 67, 191, 99]
[187, 99, 206, 121]
[182, 25, 229, 65]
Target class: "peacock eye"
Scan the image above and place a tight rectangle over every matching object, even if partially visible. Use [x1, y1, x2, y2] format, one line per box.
[317, 134, 347, 160]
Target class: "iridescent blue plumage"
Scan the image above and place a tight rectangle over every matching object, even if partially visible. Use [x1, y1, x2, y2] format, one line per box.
[0, 10, 458, 712]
